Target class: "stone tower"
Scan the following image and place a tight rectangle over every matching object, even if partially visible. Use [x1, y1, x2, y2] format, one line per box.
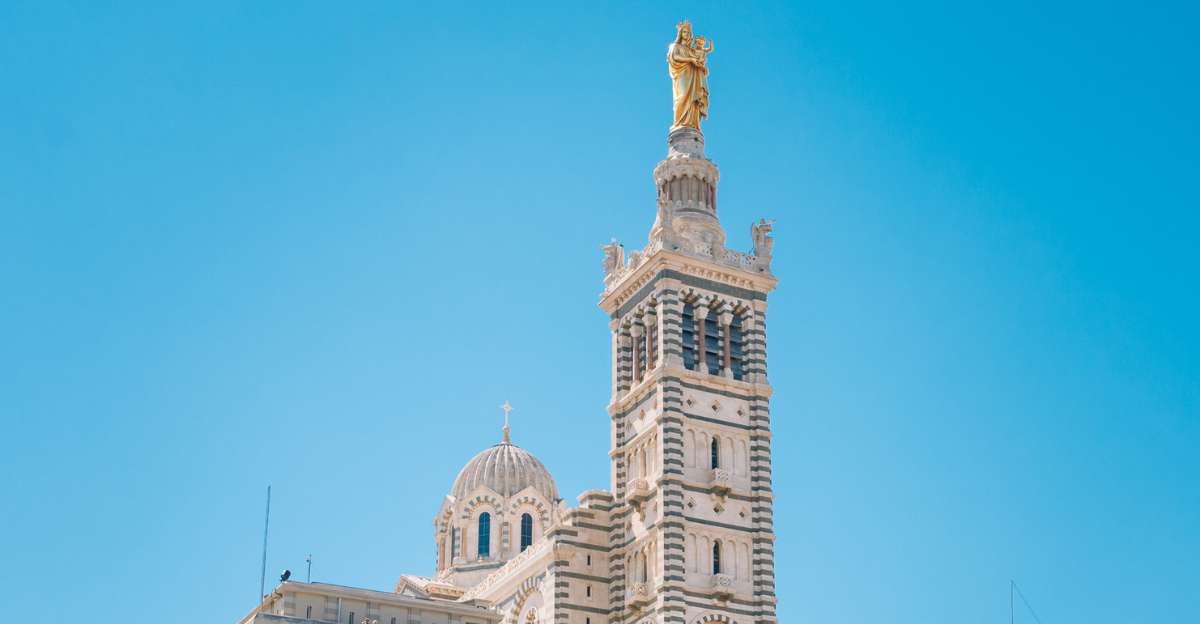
[599, 126, 778, 624]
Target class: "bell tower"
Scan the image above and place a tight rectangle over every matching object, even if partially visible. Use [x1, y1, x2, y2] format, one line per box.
[599, 24, 779, 624]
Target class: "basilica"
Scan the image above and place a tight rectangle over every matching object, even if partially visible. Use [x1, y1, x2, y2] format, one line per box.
[240, 21, 780, 624]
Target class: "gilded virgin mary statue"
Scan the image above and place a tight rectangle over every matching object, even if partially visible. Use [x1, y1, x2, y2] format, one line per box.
[667, 20, 713, 131]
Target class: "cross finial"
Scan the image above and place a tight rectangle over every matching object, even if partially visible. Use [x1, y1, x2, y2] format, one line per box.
[500, 401, 513, 443]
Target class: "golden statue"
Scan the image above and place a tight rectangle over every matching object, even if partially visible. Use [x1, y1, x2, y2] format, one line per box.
[668, 20, 713, 131]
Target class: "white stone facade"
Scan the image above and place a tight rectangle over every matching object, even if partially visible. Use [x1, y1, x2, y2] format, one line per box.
[435, 434, 561, 588]
[241, 115, 778, 624]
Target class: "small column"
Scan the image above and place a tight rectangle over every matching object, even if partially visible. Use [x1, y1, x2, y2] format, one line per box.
[630, 323, 644, 384]
[437, 534, 445, 571]
[452, 528, 463, 565]
[643, 310, 657, 371]
[719, 309, 734, 378]
[694, 305, 709, 373]
[617, 331, 632, 394]
[501, 519, 511, 558]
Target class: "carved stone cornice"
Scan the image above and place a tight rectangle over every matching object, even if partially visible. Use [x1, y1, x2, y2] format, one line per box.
[654, 156, 720, 186]
[607, 363, 773, 415]
[600, 249, 777, 315]
[460, 538, 554, 601]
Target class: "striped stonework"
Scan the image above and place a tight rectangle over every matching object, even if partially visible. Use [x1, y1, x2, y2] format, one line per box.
[600, 131, 779, 624]
[601, 257, 777, 624]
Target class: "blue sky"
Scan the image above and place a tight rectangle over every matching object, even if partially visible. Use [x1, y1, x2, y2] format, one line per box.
[1, 2, 1197, 622]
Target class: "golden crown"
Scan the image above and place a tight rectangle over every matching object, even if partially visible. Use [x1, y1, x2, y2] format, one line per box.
[676, 19, 692, 33]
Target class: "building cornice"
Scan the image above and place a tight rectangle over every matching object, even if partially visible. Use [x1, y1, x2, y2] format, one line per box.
[608, 365, 773, 417]
[241, 581, 502, 624]
[599, 248, 777, 315]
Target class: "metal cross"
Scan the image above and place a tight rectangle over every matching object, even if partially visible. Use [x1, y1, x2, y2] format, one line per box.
[501, 401, 513, 429]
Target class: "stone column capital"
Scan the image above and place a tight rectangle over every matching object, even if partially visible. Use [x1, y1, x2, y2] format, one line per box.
[630, 324, 644, 338]
[719, 312, 734, 326]
[693, 305, 710, 321]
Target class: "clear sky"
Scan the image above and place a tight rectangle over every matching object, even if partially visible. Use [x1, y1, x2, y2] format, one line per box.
[1, 2, 1197, 623]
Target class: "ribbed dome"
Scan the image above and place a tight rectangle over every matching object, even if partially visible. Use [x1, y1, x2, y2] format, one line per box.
[451, 438, 558, 501]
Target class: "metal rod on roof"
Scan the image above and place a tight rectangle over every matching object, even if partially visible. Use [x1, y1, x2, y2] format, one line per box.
[260, 485, 271, 603]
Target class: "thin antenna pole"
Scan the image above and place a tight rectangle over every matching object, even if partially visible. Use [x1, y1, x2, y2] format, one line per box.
[306, 554, 312, 583]
[1010, 579, 1014, 624]
[1013, 580, 1046, 624]
[260, 485, 271, 603]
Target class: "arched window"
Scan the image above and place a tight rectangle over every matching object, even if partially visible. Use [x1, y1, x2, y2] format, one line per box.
[711, 436, 720, 469]
[682, 303, 697, 371]
[520, 513, 534, 552]
[640, 552, 648, 582]
[477, 512, 491, 558]
[712, 540, 722, 575]
[729, 315, 745, 381]
[450, 527, 458, 561]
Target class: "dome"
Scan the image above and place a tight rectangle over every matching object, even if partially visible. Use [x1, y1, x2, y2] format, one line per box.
[450, 431, 558, 501]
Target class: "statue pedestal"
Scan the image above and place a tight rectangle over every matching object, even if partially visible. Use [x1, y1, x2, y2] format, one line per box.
[667, 126, 706, 159]
[653, 128, 724, 249]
